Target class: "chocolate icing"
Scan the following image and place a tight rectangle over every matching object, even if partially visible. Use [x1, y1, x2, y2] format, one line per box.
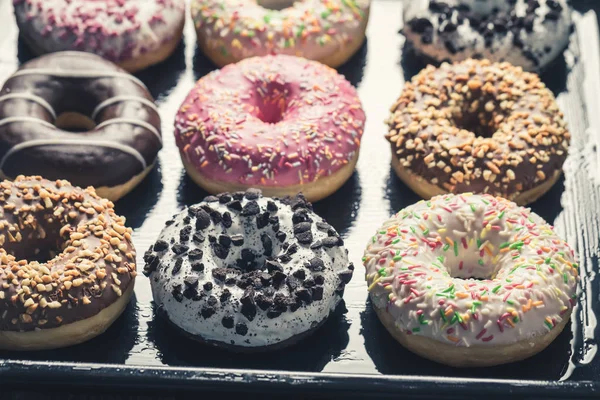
[0, 176, 136, 331]
[0, 51, 162, 188]
[386, 59, 570, 200]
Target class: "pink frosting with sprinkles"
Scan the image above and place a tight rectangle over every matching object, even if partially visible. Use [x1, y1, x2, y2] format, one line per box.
[13, 0, 185, 63]
[174, 55, 365, 187]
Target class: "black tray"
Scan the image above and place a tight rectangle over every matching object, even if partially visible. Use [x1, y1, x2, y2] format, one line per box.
[1, 0, 600, 398]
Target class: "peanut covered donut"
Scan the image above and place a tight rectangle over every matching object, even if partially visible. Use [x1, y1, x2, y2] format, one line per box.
[386, 59, 570, 205]
[144, 190, 353, 351]
[363, 193, 579, 367]
[0, 176, 136, 350]
[175, 55, 365, 202]
[13, 0, 186, 72]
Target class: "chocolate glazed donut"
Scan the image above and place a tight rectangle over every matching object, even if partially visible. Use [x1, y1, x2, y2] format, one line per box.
[0, 51, 162, 201]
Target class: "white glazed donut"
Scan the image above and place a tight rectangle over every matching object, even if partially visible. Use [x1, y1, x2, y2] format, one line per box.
[190, 0, 370, 67]
[363, 193, 579, 367]
[13, 0, 186, 72]
[402, 0, 572, 71]
[144, 190, 353, 350]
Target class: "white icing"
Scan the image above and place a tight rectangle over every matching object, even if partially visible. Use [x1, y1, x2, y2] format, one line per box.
[364, 193, 579, 347]
[95, 118, 162, 144]
[191, 0, 369, 63]
[0, 116, 55, 129]
[402, 0, 572, 71]
[148, 195, 350, 348]
[0, 139, 147, 173]
[91, 95, 159, 121]
[0, 93, 57, 120]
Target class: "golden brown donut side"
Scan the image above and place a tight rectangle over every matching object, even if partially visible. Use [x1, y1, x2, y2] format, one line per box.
[386, 59, 570, 204]
[0, 175, 136, 332]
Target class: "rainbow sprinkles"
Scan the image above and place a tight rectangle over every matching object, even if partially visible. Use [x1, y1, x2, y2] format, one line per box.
[363, 193, 579, 366]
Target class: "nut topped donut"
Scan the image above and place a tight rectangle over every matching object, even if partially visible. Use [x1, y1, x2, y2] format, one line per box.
[0, 176, 136, 350]
[13, 0, 186, 72]
[175, 55, 366, 202]
[402, 0, 572, 71]
[144, 190, 353, 350]
[363, 193, 579, 367]
[0, 51, 163, 201]
[386, 59, 570, 205]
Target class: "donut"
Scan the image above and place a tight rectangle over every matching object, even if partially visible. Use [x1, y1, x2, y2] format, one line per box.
[402, 0, 572, 71]
[0, 51, 163, 202]
[0, 176, 136, 350]
[175, 55, 366, 202]
[143, 189, 353, 351]
[190, 0, 370, 67]
[13, 0, 186, 72]
[386, 58, 570, 206]
[363, 193, 579, 367]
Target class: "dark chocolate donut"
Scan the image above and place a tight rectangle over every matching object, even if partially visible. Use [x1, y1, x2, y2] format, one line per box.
[386, 59, 570, 205]
[0, 51, 162, 201]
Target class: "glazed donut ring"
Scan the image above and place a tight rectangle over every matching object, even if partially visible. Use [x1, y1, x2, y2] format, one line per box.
[402, 0, 572, 71]
[386, 59, 570, 205]
[175, 55, 365, 202]
[13, 0, 186, 72]
[144, 190, 354, 351]
[191, 0, 370, 67]
[0, 176, 136, 350]
[363, 193, 579, 367]
[0, 52, 162, 202]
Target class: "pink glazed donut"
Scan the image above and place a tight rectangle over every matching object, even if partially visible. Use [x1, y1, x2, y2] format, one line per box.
[13, 0, 186, 72]
[174, 55, 366, 202]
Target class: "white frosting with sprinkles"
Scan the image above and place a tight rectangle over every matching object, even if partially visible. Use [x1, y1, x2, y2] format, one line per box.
[363, 193, 579, 347]
[145, 191, 352, 349]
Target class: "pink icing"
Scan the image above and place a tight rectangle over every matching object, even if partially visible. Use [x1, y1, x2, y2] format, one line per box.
[13, 0, 185, 63]
[175, 55, 365, 187]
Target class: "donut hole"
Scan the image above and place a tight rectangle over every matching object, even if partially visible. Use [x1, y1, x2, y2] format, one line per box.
[4, 218, 66, 263]
[212, 228, 283, 273]
[436, 240, 502, 281]
[55, 112, 97, 132]
[451, 100, 498, 138]
[256, 0, 297, 11]
[254, 82, 290, 124]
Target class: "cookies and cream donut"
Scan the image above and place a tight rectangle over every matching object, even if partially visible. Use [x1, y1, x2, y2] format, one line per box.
[175, 55, 365, 202]
[363, 193, 579, 367]
[13, 0, 186, 72]
[191, 0, 370, 67]
[386, 58, 570, 205]
[0, 52, 162, 201]
[0, 176, 136, 350]
[402, 0, 572, 71]
[144, 190, 353, 350]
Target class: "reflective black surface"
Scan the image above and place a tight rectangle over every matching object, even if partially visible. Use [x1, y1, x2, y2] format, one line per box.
[0, 0, 599, 395]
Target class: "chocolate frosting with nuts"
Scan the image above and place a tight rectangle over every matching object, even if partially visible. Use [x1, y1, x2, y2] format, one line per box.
[386, 59, 570, 201]
[0, 51, 162, 188]
[0, 176, 136, 331]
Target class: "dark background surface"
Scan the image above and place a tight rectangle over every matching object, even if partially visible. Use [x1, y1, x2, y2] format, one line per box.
[1, 0, 600, 398]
